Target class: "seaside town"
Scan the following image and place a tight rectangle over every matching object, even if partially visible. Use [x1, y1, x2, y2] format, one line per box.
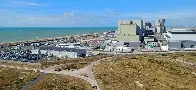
[1, 0, 196, 89]
[1, 19, 196, 90]
[1, 19, 196, 62]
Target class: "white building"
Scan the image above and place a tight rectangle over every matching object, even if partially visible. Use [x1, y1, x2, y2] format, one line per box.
[104, 46, 115, 52]
[31, 49, 78, 58]
[31, 46, 86, 58]
[56, 42, 81, 48]
[115, 46, 133, 53]
[161, 45, 169, 51]
[164, 30, 196, 41]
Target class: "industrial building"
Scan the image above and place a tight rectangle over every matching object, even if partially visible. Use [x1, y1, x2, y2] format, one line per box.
[168, 40, 182, 50]
[164, 30, 196, 41]
[116, 41, 141, 48]
[116, 20, 143, 42]
[181, 40, 196, 48]
[161, 29, 196, 50]
[144, 22, 156, 36]
[155, 19, 166, 34]
[115, 20, 143, 48]
[166, 40, 196, 51]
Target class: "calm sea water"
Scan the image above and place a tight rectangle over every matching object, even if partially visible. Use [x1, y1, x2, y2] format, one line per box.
[0, 27, 117, 43]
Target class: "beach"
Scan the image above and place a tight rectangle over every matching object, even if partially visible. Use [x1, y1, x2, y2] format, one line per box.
[0, 27, 117, 43]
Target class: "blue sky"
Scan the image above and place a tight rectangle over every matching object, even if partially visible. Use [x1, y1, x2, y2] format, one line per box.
[0, 0, 196, 27]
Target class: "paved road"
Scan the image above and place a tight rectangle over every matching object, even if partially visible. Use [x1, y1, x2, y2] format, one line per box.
[95, 50, 196, 55]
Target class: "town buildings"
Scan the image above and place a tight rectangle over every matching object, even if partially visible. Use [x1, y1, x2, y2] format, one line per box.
[31, 47, 86, 58]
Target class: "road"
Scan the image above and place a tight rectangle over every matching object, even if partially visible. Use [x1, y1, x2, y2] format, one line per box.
[97, 50, 196, 55]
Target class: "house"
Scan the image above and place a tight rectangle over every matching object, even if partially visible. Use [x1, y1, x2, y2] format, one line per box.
[115, 46, 133, 53]
[32, 47, 87, 58]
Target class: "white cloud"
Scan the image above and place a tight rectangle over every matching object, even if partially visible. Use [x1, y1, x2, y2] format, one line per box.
[0, 1, 48, 7]
[118, 11, 196, 20]
[106, 9, 116, 15]
[64, 11, 75, 17]
[27, 2, 38, 6]
[26, 2, 48, 6]
[0, 10, 196, 27]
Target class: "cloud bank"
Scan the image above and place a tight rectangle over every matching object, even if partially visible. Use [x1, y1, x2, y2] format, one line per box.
[0, 1, 195, 27]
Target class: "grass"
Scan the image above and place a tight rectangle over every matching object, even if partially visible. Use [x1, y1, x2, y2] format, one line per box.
[61, 63, 89, 70]
[0, 61, 41, 69]
[41, 54, 110, 69]
[155, 52, 196, 63]
[27, 74, 93, 90]
[0, 67, 40, 90]
[94, 53, 196, 90]
[176, 52, 196, 63]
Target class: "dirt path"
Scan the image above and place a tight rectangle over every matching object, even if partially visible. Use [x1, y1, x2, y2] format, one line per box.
[20, 73, 47, 90]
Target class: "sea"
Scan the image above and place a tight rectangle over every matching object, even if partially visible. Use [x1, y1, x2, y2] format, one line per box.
[0, 27, 117, 43]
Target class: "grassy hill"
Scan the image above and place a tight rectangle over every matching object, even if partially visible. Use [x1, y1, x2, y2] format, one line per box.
[94, 53, 196, 90]
[0, 67, 40, 90]
[27, 74, 93, 90]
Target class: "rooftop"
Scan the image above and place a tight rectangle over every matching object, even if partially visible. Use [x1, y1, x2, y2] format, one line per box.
[168, 30, 196, 34]
[39, 47, 86, 54]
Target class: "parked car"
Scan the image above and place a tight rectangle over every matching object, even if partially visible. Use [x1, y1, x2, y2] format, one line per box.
[92, 86, 97, 89]
[54, 68, 62, 72]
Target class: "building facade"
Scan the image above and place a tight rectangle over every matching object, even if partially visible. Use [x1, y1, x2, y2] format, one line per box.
[116, 20, 143, 42]
[32, 47, 86, 58]
[165, 30, 196, 41]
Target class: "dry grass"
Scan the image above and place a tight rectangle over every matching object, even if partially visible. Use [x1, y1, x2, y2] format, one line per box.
[176, 52, 196, 63]
[155, 52, 196, 64]
[0, 61, 41, 69]
[41, 55, 110, 69]
[27, 74, 93, 90]
[0, 67, 40, 90]
[94, 53, 196, 90]
[61, 63, 89, 70]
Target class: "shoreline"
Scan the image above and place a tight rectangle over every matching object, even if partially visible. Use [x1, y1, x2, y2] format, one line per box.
[0, 27, 116, 45]
[0, 36, 71, 45]
[0, 31, 103, 46]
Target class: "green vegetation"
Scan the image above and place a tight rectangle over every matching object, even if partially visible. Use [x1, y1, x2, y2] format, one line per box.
[27, 74, 93, 90]
[61, 63, 89, 70]
[41, 55, 110, 69]
[0, 67, 40, 90]
[94, 53, 196, 90]
[155, 52, 196, 63]
[0, 61, 41, 69]
[175, 52, 196, 63]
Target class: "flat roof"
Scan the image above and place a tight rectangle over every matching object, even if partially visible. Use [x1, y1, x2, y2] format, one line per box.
[169, 30, 196, 34]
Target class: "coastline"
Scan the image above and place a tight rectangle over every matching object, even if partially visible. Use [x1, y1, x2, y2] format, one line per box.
[0, 36, 71, 45]
[0, 27, 117, 44]
[0, 31, 105, 46]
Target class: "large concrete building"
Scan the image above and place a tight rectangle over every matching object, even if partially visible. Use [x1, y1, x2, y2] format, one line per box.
[116, 20, 143, 42]
[164, 30, 196, 41]
[155, 19, 166, 34]
[163, 29, 196, 50]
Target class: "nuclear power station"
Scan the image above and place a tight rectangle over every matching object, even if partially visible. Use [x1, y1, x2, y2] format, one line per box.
[112, 18, 196, 51]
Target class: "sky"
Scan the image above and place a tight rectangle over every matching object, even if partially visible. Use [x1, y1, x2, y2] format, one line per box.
[0, 0, 196, 27]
